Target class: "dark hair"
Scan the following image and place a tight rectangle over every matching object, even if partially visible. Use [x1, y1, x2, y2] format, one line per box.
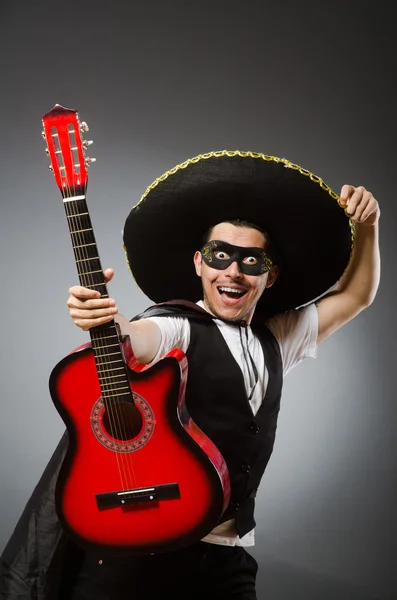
[201, 219, 279, 265]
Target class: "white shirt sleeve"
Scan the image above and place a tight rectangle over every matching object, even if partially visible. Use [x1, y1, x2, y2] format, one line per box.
[265, 303, 318, 376]
[143, 316, 191, 364]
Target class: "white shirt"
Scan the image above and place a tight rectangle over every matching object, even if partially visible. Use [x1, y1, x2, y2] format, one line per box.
[146, 302, 318, 546]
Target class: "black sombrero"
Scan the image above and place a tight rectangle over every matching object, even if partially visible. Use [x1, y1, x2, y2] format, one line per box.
[123, 151, 354, 317]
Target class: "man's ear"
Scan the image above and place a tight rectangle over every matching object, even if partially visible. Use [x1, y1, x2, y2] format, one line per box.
[265, 266, 279, 289]
[193, 251, 202, 277]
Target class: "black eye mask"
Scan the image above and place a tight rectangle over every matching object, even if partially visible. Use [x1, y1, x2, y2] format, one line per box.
[201, 240, 274, 275]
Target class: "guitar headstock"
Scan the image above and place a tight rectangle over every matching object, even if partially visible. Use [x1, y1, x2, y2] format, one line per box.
[42, 104, 96, 197]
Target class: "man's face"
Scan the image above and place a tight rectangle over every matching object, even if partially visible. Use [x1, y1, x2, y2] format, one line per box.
[193, 222, 278, 324]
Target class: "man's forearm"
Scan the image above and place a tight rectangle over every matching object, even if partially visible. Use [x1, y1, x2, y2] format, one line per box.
[115, 314, 162, 364]
[334, 222, 380, 306]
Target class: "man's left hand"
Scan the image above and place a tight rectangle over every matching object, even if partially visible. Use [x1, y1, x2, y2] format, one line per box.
[339, 185, 380, 226]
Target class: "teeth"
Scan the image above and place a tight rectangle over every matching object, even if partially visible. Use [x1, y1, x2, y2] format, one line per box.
[219, 287, 245, 295]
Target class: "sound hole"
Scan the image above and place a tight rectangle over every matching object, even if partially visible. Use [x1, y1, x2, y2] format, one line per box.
[102, 401, 143, 441]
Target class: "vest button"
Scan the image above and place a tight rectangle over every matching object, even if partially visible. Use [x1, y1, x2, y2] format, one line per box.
[250, 424, 260, 434]
[241, 463, 251, 473]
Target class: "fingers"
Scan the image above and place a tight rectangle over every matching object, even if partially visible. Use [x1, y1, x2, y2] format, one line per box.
[68, 285, 101, 300]
[104, 268, 115, 284]
[360, 197, 379, 223]
[339, 184, 355, 206]
[67, 298, 118, 331]
[70, 311, 118, 331]
[67, 294, 117, 313]
[67, 268, 118, 331]
[345, 186, 368, 219]
[339, 185, 379, 224]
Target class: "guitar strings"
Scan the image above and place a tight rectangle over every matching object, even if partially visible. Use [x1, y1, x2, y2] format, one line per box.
[60, 119, 138, 494]
[71, 169, 136, 495]
[63, 166, 133, 495]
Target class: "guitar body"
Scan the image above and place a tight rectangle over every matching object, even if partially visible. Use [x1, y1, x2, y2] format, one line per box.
[42, 103, 230, 556]
[50, 343, 230, 555]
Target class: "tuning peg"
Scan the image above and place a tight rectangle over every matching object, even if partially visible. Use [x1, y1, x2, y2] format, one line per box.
[48, 165, 54, 172]
[80, 121, 89, 133]
[85, 157, 97, 167]
[82, 139, 93, 149]
[45, 148, 50, 155]
[42, 131, 46, 139]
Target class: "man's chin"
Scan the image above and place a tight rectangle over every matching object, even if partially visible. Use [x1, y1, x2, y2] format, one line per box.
[212, 303, 251, 323]
[203, 294, 255, 323]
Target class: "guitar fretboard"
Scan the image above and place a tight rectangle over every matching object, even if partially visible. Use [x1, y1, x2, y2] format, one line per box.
[64, 196, 132, 405]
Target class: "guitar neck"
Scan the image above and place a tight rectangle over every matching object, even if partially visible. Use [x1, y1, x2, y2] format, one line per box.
[64, 195, 132, 404]
[42, 104, 134, 405]
[65, 194, 107, 296]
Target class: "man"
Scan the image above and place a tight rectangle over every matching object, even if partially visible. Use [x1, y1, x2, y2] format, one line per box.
[0, 152, 380, 599]
[65, 153, 379, 599]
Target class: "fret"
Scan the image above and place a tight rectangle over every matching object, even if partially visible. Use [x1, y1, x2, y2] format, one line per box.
[95, 358, 124, 368]
[72, 242, 96, 249]
[100, 384, 130, 392]
[97, 371, 126, 379]
[97, 372, 126, 379]
[78, 269, 103, 276]
[92, 344, 120, 351]
[76, 256, 99, 262]
[92, 334, 118, 341]
[80, 270, 104, 279]
[98, 371, 127, 378]
[70, 228, 93, 234]
[102, 390, 131, 399]
[99, 373, 128, 381]
[98, 374, 126, 382]
[99, 375, 127, 383]
[96, 358, 125, 368]
[66, 212, 89, 218]
[96, 366, 125, 373]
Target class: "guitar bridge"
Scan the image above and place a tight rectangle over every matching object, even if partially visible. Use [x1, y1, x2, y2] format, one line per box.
[96, 483, 180, 509]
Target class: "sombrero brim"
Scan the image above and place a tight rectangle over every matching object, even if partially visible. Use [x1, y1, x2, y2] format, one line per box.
[123, 151, 354, 316]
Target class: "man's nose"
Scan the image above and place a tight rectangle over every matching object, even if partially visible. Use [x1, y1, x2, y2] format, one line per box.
[225, 260, 242, 278]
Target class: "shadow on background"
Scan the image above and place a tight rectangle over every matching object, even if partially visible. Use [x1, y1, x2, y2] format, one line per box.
[256, 554, 393, 600]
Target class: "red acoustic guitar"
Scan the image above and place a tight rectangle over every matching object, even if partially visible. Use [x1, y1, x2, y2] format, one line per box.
[42, 104, 230, 556]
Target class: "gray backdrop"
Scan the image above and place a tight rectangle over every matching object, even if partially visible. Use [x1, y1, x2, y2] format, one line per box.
[0, 1, 395, 598]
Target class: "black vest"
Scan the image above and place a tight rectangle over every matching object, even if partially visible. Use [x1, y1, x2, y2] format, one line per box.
[137, 302, 283, 537]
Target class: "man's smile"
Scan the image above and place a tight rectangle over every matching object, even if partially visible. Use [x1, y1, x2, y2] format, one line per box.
[217, 285, 248, 304]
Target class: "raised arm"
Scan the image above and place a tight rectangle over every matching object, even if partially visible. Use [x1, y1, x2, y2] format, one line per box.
[316, 185, 380, 344]
[67, 268, 161, 364]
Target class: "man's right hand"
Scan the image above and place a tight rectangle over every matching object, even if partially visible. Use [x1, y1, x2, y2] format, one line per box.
[67, 267, 162, 364]
[67, 268, 118, 331]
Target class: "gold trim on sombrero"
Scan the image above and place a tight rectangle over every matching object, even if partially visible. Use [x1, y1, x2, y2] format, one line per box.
[124, 150, 355, 289]
[135, 150, 340, 205]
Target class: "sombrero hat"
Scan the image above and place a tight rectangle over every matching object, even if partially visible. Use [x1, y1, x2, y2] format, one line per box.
[123, 150, 354, 317]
